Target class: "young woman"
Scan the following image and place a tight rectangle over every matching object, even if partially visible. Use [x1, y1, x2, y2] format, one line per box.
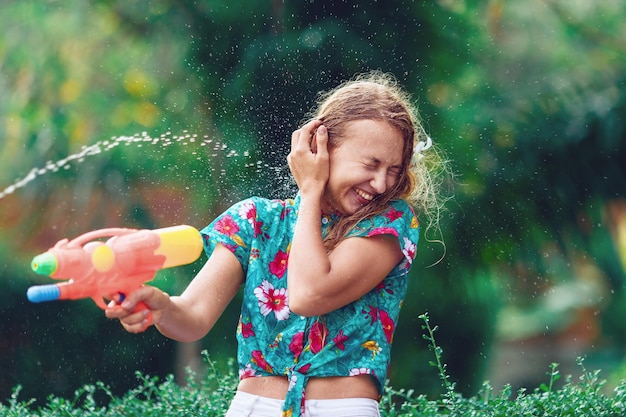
[106, 72, 445, 417]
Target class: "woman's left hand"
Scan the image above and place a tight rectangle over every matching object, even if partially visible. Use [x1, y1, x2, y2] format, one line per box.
[287, 119, 330, 197]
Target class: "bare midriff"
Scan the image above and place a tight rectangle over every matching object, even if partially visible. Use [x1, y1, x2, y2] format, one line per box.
[238, 375, 379, 400]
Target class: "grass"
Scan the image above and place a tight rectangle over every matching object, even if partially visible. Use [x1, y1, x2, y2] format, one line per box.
[3, 314, 626, 416]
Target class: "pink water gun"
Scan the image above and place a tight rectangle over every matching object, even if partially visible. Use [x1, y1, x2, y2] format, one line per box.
[28, 225, 203, 327]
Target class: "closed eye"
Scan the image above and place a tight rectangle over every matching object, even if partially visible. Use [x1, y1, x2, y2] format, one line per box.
[362, 160, 380, 171]
[363, 158, 401, 177]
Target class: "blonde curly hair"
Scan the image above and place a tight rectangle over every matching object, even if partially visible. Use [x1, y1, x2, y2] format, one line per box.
[303, 71, 449, 252]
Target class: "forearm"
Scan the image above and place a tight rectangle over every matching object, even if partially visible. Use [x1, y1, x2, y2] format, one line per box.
[155, 245, 243, 342]
[154, 295, 215, 342]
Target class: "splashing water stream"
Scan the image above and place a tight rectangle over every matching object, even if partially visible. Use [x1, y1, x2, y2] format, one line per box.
[0, 131, 292, 201]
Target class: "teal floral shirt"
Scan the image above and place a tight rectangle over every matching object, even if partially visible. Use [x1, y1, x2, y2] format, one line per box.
[200, 194, 420, 417]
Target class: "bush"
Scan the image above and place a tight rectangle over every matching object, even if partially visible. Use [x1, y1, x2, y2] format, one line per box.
[3, 317, 626, 416]
[2, 354, 238, 417]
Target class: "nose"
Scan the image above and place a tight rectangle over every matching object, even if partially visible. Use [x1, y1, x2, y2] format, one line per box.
[370, 171, 387, 194]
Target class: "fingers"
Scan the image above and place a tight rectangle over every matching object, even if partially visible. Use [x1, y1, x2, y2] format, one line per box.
[291, 119, 323, 152]
[288, 119, 330, 195]
[105, 286, 168, 333]
[120, 309, 151, 334]
[107, 286, 149, 311]
[105, 300, 149, 332]
[314, 125, 328, 156]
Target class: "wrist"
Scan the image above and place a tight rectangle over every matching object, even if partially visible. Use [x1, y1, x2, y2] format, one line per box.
[153, 291, 171, 327]
[298, 190, 324, 208]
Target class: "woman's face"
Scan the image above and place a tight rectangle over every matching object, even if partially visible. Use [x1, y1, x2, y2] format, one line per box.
[322, 119, 404, 215]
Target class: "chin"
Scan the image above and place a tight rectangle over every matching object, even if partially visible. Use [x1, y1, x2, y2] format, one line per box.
[337, 200, 356, 214]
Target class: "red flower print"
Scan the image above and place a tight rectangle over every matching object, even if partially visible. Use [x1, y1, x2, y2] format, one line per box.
[289, 331, 305, 360]
[279, 201, 290, 220]
[375, 281, 394, 295]
[333, 330, 348, 350]
[385, 207, 403, 221]
[399, 237, 417, 270]
[218, 242, 239, 253]
[309, 320, 328, 354]
[254, 280, 290, 320]
[239, 364, 256, 379]
[297, 363, 311, 374]
[367, 227, 398, 238]
[379, 310, 395, 343]
[402, 237, 416, 261]
[238, 202, 256, 224]
[254, 220, 265, 238]
[241, 321, 255, 338]
[214, 215, 240, 236]
[269, 249, 289, 279]
[251, 350, 274, 373]
[238, 202, 268, 238]
[364, 306, 379, 324]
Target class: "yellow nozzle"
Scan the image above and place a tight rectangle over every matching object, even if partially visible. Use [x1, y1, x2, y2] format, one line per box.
[154, 225, 203, 268]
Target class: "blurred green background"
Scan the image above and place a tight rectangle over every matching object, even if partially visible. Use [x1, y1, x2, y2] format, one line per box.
[1, 0, 625, 404]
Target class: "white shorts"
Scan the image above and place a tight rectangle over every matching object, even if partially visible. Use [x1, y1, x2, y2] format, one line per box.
[225, 391, 381, 417]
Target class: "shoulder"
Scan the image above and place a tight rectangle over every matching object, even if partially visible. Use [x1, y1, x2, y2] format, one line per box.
[241, 196, 297, 210]
[220, 196, 296, 216]
[206, 196, 298, 239]
[352, 200, 419, 239]
[385, 199, 418, 225]
[369, 200, 420, 274]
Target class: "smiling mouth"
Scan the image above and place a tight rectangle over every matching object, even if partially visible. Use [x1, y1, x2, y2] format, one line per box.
[355, 188, 374, 201]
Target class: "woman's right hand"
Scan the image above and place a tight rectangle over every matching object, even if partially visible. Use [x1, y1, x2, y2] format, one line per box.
[287, 119, 330, 197]
[106, 245, 243, 342]
[105, 285, 170, 333]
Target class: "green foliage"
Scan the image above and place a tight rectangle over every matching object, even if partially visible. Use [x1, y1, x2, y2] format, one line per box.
[3, 322, 626, 417]
[378, 316, 626, 417]
[0, 1, 207, 183]
[0, 353, 238, 417]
